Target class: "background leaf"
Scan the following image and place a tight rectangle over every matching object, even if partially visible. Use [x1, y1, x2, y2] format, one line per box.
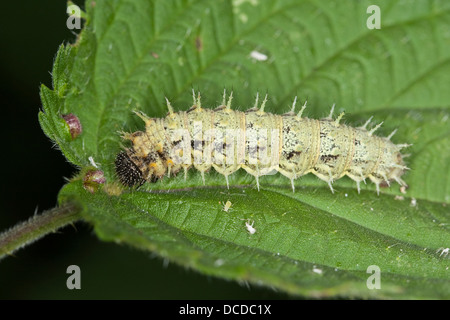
[38, 0, 450, 298]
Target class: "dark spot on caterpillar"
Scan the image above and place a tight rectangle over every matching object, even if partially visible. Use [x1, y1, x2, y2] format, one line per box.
[192, 140, 206, 149]
[144, 152, 158, 164]
[320, 154, 339, 162]
[214, 105, 226, 111]
[115, 151, 145, 187]
[132, 131, 144, 138]
[187, 106, 197, 113]
[149, 175, 160, 183]
[286, 151, 302, 160]
[157, 150, 168, 161]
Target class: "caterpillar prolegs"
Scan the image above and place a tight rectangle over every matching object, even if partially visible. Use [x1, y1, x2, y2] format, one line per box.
[115, 91, 409, 194]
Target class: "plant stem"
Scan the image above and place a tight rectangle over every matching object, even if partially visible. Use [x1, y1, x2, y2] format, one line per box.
[0, 202, 82, 260]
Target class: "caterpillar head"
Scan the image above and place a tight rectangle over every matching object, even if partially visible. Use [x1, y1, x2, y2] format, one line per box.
[114, 151, 146, 187]
[115, 149, 169, 187]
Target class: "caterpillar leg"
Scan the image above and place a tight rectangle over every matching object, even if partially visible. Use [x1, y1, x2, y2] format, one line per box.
[312, 164, 335, 193]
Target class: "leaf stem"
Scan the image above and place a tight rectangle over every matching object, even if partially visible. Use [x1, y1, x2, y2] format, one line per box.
[0, 202, 82, 261]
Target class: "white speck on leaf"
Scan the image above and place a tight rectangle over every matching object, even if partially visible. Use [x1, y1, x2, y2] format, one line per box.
[250, 50, 268, 61]
[88, 156, 98, 168]
[312, 266, 323, 274]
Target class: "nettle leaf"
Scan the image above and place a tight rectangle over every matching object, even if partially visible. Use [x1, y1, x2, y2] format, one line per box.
[40, 0, 450, 298]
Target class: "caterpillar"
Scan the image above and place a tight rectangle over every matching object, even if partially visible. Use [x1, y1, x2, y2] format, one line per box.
[115, 91, 409, 194]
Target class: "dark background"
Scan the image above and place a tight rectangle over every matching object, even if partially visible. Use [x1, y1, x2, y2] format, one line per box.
[0, 1, 285, 299]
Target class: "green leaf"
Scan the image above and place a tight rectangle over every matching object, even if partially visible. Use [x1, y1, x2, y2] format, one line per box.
[40, 0, 450, 298]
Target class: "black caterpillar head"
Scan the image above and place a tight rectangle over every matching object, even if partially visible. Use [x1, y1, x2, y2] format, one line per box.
[115, 151, 146, 187]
